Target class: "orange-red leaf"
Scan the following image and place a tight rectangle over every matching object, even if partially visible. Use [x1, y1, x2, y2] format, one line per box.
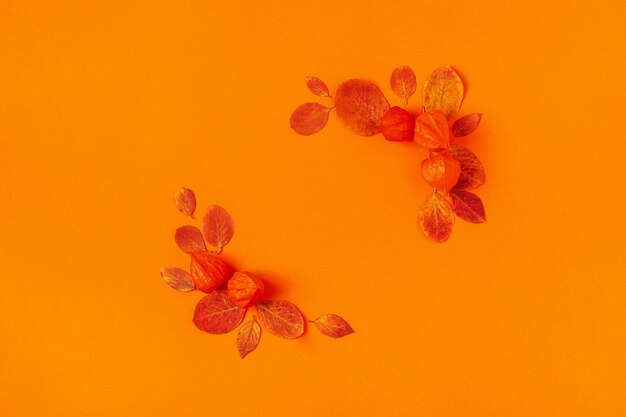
[160, 267, 195, 292]
[390, 66, 416, 104]
[418, 190, 455, 242]
[236, 318, 261, 359]
[227, 271, 265, 308]
[305, 76, 331, 98]
[189, 252, 231, 293]
[414, 111, 451, 150]
[420, 153, 461, 194]
[255, 300, 304, 339]
[193, 292, 246, 334]
[450, 190, 486, 223]
[175, 187, 196, 217]
[290, 103, 331, 136]
[174, 226, 207, 253]
[378, 106, 415, 142]
[452, 113, 482, 137]
[444, 145, 485, 190]
[311, 314, 354, 338]
[423, 66, 464, 120]
[202, 205, 234, 253]
[334, 79, 390, 136]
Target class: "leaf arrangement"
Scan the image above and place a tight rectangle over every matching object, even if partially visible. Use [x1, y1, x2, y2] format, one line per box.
[290, 66, 487, 242]
[161, 188, 354, 359]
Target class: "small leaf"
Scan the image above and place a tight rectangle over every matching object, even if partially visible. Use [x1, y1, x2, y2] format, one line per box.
[334, 79, 390, 136]
[202, 205, 235, 252]
[174, 226, 207, 253]
[423, 66, 464, 120]
[418, 190, 455, 242]
[390, 66, 417, 104]
[237, 318, 261, 359]
[444, 145, 485, 190]
[420, 153, 461, 194]
[227, 271, 265, 308]
[452, 113, 482, 137]
[305, 76, 331, 98]
[450, 190, 486, 223]
[378, 106, 415, 142]
[414, 111, 451, 150]
[160, 267, 195, 292]
[311, 314, 354, 338]
[189, 252, 231, 293]
[290, 103, 332, 136]
[255, 300, 304, 339]
[193, 292, 246, 334]
[174, 187, 196, 217]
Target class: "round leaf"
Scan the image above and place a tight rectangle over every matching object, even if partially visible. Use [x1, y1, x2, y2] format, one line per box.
[390, 65, 417, 104]
[174, 187, 196, 217]
[160, 267, 195, 292]
[290, 102, 331, 136]
[174, 225, 207, 253]
[450, 190, 486, 223]
[255, 300, 304, 339]
[418, 190, 455, 242]
[202, 205, 235, 252]
[423, 66, 464, 120]
[236, 318, 261, 359]
[334, 79, 389, 136]
[192, 292, 246, 334]
[444, 145, 485, 190]
[311, 314, 354, 338]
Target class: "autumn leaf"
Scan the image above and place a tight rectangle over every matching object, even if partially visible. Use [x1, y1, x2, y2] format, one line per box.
[414, 111, 451, 150]
[174, 225, 207, 253]
[418, 190, 455, 242]
[444, 145, 485, 190]
[420, 153, 461, 194]
[305, 76, 331, 98]
[202, 205, 235, 253]
[160, 267, 195, 292]
[189, 252, 231, 293]
[450, 190, 486, 223]
[193, 292, 246, 334]
[237, 317, 261, 359]
[175, 187, 196, 217]
[290, 103, 332, 136]
[334, 79, 390, 136]
[227, 271, 265, 308]
[378, 106, 415, 142]
[311, 314, 354, 338]
[255, 300, 304, 339]
[451, 113, 482, 137]
[390, 66, 417, 104]
[423, 66, 464, 120]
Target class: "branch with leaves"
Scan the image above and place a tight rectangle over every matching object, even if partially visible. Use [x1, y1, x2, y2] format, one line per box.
[290, 66, 487, 242]
[162, 188, 354, 359]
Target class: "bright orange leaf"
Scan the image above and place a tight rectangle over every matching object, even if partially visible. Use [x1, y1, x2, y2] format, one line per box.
[189, 252, 231, 293]
[160, 267, 195, 292]
[444, 145, 485, 190]
[451, 113, 482, 137]
[202, 205, 235, 253]
[193, 292, 246, 334]
[418, 190, 455, 242]
[414, 110, 451, 150]
[378, 106, 415, 142]
[174, 225, 207, 253]
[422, 66, 464, 120]
[174, 187, 196, 217]
[420, 153, 461, 194]
[334, 79, 389, 136]
[311, 314, 354, 338]
[255, 300, 304, 339]
[390, 65, 416, 104]
[227, 271, 265, 308]
[290, 102, 332, 136]
[236, 317, 261, 359]
[305, 76, 331, 98]
[450, 190, 486, 223]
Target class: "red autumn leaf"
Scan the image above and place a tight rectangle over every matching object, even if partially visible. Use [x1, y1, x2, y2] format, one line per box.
[378, 106, 415, 142]
[451, 113, 482, 137]
[423, 66, 464, 120]
[174, 225, 207, 253]
[236, 317, 261, 359]
[290, 102, 332, 136]
[334, 79, 390, 136]
[450, 190, 486, 223]
[202, 205, 235, 253]
[193, 292, 246, 334]
[444, 145, 485, 190]
[174, 187, 196, 217]
[255, 300, 304, 339]
[420, 153, 461, 194]
[390, 65, 417, 104]
[311, 314, 354, 338]
[227, 271, 265, 308]
[414, 111, 451, 150]
[189, 252, 231, 293]
[305, 76, 331, 98]
[160, 267, 195, 292]
[418, 190, 455, 242]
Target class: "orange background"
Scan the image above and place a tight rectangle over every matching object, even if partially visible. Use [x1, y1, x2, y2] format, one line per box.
[2, 1, 626, 416]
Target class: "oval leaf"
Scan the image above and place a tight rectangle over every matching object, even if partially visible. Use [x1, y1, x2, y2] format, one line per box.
[311, 314, 354, 338]
[255, 300, 304, 339]
[189, 252, 231, 293]
[420, 153, 461, 194]
[452, 113, 482, 137]
[334, 79, 390, 136]
[418, 190, 455, 242]
[202, 205, 235, 253]
[390, 65, 417, 104]
[444, 145, 485, 190]
[450, 190, 486, 223]
[175, 187, 196, 217]
[193, 292, 246, 334]
[290, 102, 331, 136]
[414, 111, 451, 150]
[174, 225, 207, 253]
[237, 318, 261, 359]
[423, 66, 464, 120]
[305, 76, 331, 98]
[378, 106, 415, 142]
[160, 267, 195, 292]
